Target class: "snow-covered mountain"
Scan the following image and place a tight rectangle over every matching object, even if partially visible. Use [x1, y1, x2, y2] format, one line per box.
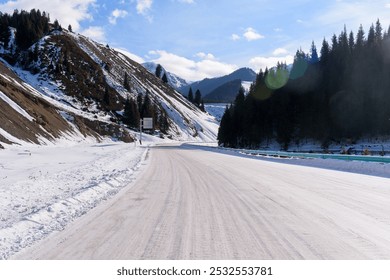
[179, 67, 256, 102]
[0, 26, 218, 148]
[142, 62, 190, 90]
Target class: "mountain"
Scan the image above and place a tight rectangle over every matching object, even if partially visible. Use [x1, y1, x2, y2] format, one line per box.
[142, 62, 190, 90]
[179, 67, 256, 101]
[0, 11, 218, 148]
[203, 79, 242, 103]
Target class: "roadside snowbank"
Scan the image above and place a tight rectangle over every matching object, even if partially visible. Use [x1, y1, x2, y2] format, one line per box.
[186, 143, 390, 179]
[0, 141, 147, 259]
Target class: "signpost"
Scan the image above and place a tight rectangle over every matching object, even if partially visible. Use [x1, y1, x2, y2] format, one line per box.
[139, 117, 153, 145]
[143, 118, 153, 129]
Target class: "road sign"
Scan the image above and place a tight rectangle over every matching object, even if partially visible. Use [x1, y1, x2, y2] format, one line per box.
[143, 118, 153, 129]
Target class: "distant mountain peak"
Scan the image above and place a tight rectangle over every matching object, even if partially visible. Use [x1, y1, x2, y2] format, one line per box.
[178, 67, 256, 103]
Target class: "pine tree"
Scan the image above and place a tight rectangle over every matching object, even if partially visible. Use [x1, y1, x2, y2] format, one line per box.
[218, 105, 233, 146]
[356, 24, 365, 49]
[53, 19, 60, 30]
[162, 72, 168, 83]
[309, 41, 319, 64]
[320, 38, 330, 63]
[123, 98, 131, 126]
[194, 89, 202, 106]
[155, 64, 163, 78]
[200, 99, 205, 112]
[123, 98, 140, 128]
[124, 72, 130, 91]
[375, 19, 382, 43]
[103, 85, 110, 107]
[348, 31, 355, 52]
[158, 110, 169, 134]
[68, 24, 72, 32]
[141, 91, 153, 118]
[367, 24, 375, 45]
[188, 87, 194, 102]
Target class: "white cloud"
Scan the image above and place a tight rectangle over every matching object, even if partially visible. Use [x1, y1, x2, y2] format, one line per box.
[249, 55, 294, 72]
[149, 50, 237, 81]
[386, 3, 390, 8]
[109, 9, 128, 25]
[115, 48, 145, 64]
[231, 34, 240, 41]
[177, 0, 195, 3]
[136, 0, 152, 15]
[81, 26, 106, 42]
[196, 52, 215, 60]
[0, 0, 96, 32]
[272, 48, 288, 56]
[243, 27, 264, 41]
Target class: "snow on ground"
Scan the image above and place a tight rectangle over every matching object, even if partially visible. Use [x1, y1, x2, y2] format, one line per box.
[0, 140, 150, 259]
[189, 143, 390, 179]
[204, 103, 228, 122]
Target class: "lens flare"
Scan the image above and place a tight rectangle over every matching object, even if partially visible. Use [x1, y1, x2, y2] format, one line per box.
[289, 59, 308, 80]
[252, 84, 272, 100]
[265, 68, 289, 90]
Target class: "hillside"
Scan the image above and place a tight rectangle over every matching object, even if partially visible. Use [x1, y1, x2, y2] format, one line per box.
[203, 79, 242, 103]
[142, 62, 190, 90]
[0, 11, 218, 148]
[179, 67, 256, 99]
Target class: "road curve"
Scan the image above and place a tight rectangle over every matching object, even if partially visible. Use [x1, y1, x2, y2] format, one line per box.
[15, 144, 390, 259]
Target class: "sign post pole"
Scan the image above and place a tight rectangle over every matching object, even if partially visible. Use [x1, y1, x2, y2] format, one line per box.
[139, 119, 143, 145]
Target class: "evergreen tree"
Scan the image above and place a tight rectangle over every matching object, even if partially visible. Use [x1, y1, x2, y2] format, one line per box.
[348, 31, 355, 52]
[194, 89, 202, 106]
[309, 41, 319, 64]
[141, 91, 153, 118]
[123, 98, 140, 128]
[375, 19, 382, 43]
[53, 19, 60, 30]
[103, 85, 110, 107]
[217, 105, 233, 147]
[68, 24, 72, 32]
[200, 99, 205, 112]
[137, 92, 143, 114]
[218, 21, 390, 149]
[356, 24, 365, 49]
[158, 110, 169, 134]
[162, 72, 168, 83]
[124, 72, 130, 91]
[155, 64, 163, 78]
[188, 87, 194, 102]
[367, 24, 375, 45]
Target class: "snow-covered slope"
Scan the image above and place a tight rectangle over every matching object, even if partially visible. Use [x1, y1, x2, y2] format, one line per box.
[0, 29, 218, 148]
[142, 62, 190, 90]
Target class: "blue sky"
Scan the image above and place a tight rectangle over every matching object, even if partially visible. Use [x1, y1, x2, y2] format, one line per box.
[1, 0, 390, 81]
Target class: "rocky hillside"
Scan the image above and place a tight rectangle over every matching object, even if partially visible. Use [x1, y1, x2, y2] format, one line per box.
[0, 12, 218, 148]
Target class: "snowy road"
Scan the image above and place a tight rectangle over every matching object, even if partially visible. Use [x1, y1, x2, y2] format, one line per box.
[15, 144, 390, 259]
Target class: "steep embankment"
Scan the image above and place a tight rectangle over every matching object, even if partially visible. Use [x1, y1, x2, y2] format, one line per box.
[0, 28, 218, 148]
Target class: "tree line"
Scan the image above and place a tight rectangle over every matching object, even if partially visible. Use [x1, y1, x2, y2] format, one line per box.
[0, 9, 50, 51]
[187, 87, 205, 111]
[123, 91, 169, 134]
[218, 20, 390, 150]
